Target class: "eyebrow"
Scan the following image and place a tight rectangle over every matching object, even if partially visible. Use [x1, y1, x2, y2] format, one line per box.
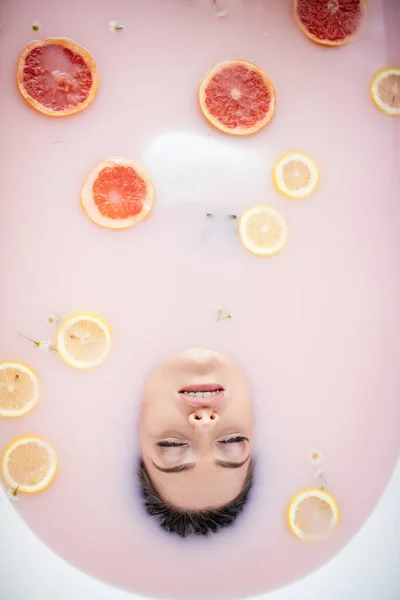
[152, 462, 195, 473]
[215, 456, 250, 469]
[152, 455, 250, 473]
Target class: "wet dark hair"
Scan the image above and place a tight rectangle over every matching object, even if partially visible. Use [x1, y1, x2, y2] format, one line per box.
[138, 458, 253, 537]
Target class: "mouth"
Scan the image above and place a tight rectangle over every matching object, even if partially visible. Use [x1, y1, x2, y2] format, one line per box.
[179, 384, 224, 406]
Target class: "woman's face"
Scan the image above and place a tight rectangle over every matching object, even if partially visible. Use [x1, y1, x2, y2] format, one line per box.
[139, 348, 253, 510]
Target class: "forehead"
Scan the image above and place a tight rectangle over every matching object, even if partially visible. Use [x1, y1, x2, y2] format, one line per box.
[147, 458, 249, 510]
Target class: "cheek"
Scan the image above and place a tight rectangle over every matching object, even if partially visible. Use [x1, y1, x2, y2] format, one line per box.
[227, 399, 253, 430]
[139, 399, 189, 444]
[141, 393, 177, 426]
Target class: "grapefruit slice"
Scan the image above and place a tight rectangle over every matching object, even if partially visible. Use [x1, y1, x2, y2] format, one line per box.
[57, 314, 112, 369]
[239, 205, 288, 256]
[370, 68, 400, 116]
[2, 436, 57, 493]
[288, 488, 340, 541]
[293, 0, 365, 47]
[17, 38, 98, 117]
[81, 158, 155, 229]
[273, 152, 319, 199]
[199, 59, 276, 136]
[0, 362, 40, 418]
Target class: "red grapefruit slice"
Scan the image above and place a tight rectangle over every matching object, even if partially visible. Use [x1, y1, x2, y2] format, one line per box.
[81, 158, 155, 229]
[17, 38, 98, 117]
[199, 59, 276, 136]
[293, 0, 365, 47]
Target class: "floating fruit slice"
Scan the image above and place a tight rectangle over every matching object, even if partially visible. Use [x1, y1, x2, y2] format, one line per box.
[239, 205, 288, 256]
[57, 314, 112, 369]
[81, 158, 155, 229]
[0, 362, 40, 418]
[2, 436, 57, 493]
[273, 152, 319, 199]
[293, 0, 365, 47]
[288, 489, 340, 541]
[17, 38, 98, 117]
[370, 68, 400, 116]
[199, 59, 276, 136]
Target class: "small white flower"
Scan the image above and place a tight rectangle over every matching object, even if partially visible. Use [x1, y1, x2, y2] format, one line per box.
[313, 468, 327, 489]
[38, 340, 55, 352]
[7, 488, 19, 503]
[216, 306, 233, 322]
[45, 313, 60, 327]
[32, 20, 41, 31]
[308, 449, 324, 466]
[212, 0, 228, 18]
[109, 20, 124, 33]
[19, 333, 57, 352]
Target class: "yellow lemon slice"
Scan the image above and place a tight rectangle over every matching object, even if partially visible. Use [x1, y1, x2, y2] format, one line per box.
[57, 314, 112, 369]
[288, 488, 340, 541]
[239, 205, 288, 256]
[273, 152, 319, 199]
[0, 362, 40, 418]
[370, 68, 400, 116]
[2, 436, 57, 493]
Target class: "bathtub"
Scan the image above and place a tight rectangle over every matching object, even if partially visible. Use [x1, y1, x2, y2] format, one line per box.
[0, 0, 399, 599]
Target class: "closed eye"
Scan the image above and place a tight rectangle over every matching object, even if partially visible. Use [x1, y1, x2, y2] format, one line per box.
[218, 436, 249, 444]
[157, 441, 188, 447]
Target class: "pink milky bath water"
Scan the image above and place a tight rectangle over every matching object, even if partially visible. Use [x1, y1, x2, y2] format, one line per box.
[0, 0, 399, 598]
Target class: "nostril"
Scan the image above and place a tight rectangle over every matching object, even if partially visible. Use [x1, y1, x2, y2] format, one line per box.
[189, 411, 218, 424]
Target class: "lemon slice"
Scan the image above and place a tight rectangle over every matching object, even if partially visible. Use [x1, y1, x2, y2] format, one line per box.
[0, 362, 39, 418]
[57, 314, 112, 369]
[288, 488, 340, 541]
[2, 436, 57, 493]
[239, 205, 288, 256]
[371, 68, 400, 116]
[273, 152, 319, 199]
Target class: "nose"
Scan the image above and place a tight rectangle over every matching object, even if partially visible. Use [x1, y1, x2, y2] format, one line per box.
[188, 407, 219, 430]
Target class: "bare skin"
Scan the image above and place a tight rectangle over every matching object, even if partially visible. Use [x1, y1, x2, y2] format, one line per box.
[139, 348, 253, 510]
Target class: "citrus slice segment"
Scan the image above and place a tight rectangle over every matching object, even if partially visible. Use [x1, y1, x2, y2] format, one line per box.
[81, 158, 155, 229]
[239, 205, 288, 256]
[57, 314, 112, 369]
[0, 362, 39, 418]
[2, 436, 57, 493]
[199, 59, 276, 136]
[288, 489, 340, 541]
[370, 68, 400, 116]
[273, 153, 319, 199]
[293, 0, 365, 47]
[17, 38, 98, 117]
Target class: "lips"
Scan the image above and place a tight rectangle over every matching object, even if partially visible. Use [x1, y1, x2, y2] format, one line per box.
[179, 384, 222, 393]
[179, 384, 224, 407]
